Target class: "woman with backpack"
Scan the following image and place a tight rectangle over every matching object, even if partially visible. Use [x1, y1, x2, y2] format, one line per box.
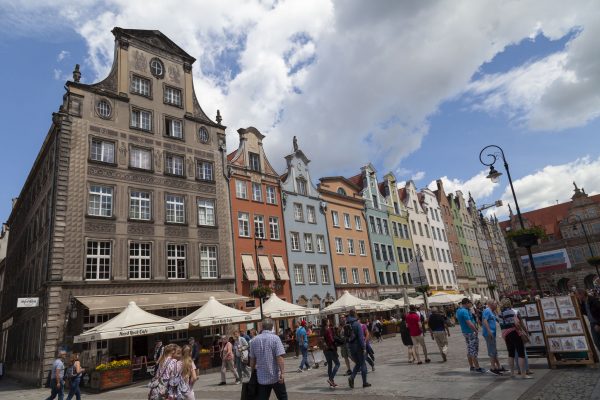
[178, 345, 198, 400]
[499, 298, 532, 380]
[321, 318, 341, 388]
[65, 352, 84, 400]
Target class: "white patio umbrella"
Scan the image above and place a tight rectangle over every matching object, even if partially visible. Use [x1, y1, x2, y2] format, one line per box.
[396, 295, 425, 307]
[180, 296, 260, 327]
[320, 291, 379, 315]
[249, 293, 320, 319]
[74, 301, 188, 343]
[428, 292, 459, 305]
[381, 298, 402, 309]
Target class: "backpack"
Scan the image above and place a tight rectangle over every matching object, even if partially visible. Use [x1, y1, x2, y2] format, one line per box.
[343, 321, 357, 343]
[65, 365, 74, 380]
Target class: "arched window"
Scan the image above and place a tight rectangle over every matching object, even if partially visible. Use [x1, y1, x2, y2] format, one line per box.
[337, 187, 347, 196]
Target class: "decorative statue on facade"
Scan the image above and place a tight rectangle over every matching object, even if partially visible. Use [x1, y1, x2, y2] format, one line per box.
[293, 136, 298, 152]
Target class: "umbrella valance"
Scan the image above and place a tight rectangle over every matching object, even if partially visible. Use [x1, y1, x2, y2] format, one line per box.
[320, 291, 379, 315]
[249, 293, 319, 319]
[180, 296, 260, 327]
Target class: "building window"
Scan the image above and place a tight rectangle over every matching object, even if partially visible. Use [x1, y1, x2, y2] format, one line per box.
[436, 248, 442, 262]
[392, 272, 399, 285]
[434, 270, 440, 285]
[197, 199, 215, 226]
[332, 211, 339, 227]
[424, 224, 430, 238]
[427, 269, 434, 284]
[382, 220, 390, 236]
[252, 183, 263, 202]
[402, 248, 410, 264]
[381, 245, 388, 261]
[316, 235, 326, 253]
[130, 147, 152, 170]
[131, 108, 152, 131]
[429, 246, 435, 261]
[374, 243, 381, 261]
[413, 200, 418, 212]
[335, 237, 343, 254]
[269, 217, 280, 240]
[166, 195, 185, 223]
[355, 216, 362, 231]
[397, 247, 404, 263]
[296, 178, 307, 195]
[369, 216, 376, 233]
[372, 194, 379, 209]
[254, 215, 265, 239]
[441, 269, 447, 284]
[196, 161, 213, 181]
[392, 222, 399, 237]
[90, 138, 115, 164]
[294, 203, 304, 221]
[166, 154, 185, 176]
[131, 75, 151, 97]
[290, 232, 300, 251]
[165, 117, 183, 138]
[248, 152, 260, 172]
[235, 180, 247, 199]
[266, 186, 277, 204]
[376, 218, 383, 234]
[418, 222, 423, 236]
[88, 185, 113, 217]
[432, 228, 437, 240]
[340, 267, 348, 284]
[337, 187, 347, 196]
[96, 100, 112, 119]
[394, 202, 400, 215]
[238, 212, 250, 237]
[130, 191, 151, 220]
[200, 245, 218, 279]
[343, 213, 351, 229]
[304, 234, 314, 252]
[196, 127, 210, 146]
[306, 206, 316, 223]
[352, 268, 360, 284]
[404, 224, 410, 238]
[164, 86, 182, 106]
[86, 241, 111, 280]
[308, 265, 317, 284]
[387, 245, 395, 262]
[150, 58, 164, 78]
[378, 271, 385, 285]
[320, 265, 330, 284]
[167, 244, 186, 279]
[359, 240, 366, 256]
[364, 268, 371, 284]
[347, 239, 355, 255]
[410, 220, 416, 234]
[129, 242, 151, 280]
[294, 264, 304, 284]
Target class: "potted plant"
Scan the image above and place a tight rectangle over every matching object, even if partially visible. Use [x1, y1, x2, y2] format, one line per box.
[415, 285, 431, 296]
[506, 227, 546, 248]
[198, 348, 211, 370]
[250, 285, 273, 299]
[90, 359, 132, 391]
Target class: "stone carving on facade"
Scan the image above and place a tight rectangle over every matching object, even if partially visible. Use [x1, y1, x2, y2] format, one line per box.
[127, 224, 154, 235]
[118, 143, 127, 166]
[198, 228, 219, 240]
[133, 51, 147, 72]
[187, 157, 195, 178]
[85, 221, 116, 234]
[155, 150, 162, 170]
[168, 65, 181, 84]
[165, 226, 188, 237]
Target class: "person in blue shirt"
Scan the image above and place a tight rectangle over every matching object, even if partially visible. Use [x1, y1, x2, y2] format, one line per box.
[296, 320, 310, 372]
[482, 300, 503, 375]
[456, 298, 486, 373]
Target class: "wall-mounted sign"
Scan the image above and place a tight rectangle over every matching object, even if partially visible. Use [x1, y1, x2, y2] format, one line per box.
[17, 298, 39, 308]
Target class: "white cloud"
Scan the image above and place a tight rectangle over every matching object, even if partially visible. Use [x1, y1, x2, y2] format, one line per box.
[57, 50, 70, 62]
[428, 170, 498, 201]
[53, 68, 62, 80]
[411, 171, 426, 181]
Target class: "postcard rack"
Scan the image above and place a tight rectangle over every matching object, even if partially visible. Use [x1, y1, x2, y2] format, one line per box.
[537, 294, 596, 368]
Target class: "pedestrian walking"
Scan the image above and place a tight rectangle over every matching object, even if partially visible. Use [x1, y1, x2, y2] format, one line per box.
[575, 288, 600, 353]
[456, 298, 485, 373]
[428, 307, 450, 362]
[321, 318, 341, 388]
[65, 352, 84, 400]
[499, 298, 531, 379]
[361, 321, 375, 371]
[482, 300, 502, 375]
[219, 336, 240, 385]
[373, 319, 383, 343]
[406, 305, 430, 364]
[153, 338, 165, 363]
[45, 349, 66, 400]
[188, 337, 200, 374]
[233, 330, 250, 380]
[399, 312, 416, 363]
[249, 318, 288, 400]
[296, 320, 310, 372]
[345, 309, 371, 389]
[148, 344, 178, 400]
[336, 321, 352, 376]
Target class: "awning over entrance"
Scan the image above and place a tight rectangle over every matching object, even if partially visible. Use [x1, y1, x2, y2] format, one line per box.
[258, 255, 276, 281]
[76, 291, 247, 314]
[242, 254, 259, 281]
[272, 256, 290, 281]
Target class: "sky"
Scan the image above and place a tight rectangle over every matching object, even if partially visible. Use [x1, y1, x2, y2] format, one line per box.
[1, 0, 600, 224]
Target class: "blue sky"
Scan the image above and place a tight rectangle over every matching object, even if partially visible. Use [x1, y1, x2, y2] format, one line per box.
[1, 1, 600, 224]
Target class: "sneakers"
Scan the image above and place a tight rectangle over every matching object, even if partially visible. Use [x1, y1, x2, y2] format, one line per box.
[522, 375, 533, 380]
[442, 353, 447, 362]
[345, 370, 352, 376]
[363, 383, 372, 388]
[218, 382, 226, 386]
[348, 377, 354, 389]
[489, 369, 502, 376]
[327, 379, 338, 388]
[235, 380, 241, 385]
[297, 368, 303, 373]
[470, 367, 476, 372]
[306, 367, 312, 371]
[475, 368, 487, 373]
[425, 359, 431, 363]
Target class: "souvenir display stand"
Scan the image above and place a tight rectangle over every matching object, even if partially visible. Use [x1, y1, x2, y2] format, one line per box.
[538, 295, 597, 368]
[514, 302, 547, 359]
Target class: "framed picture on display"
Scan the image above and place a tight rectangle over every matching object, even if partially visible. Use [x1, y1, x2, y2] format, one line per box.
[561, 337, 575, 351]
[525, 303, 539, 318]
[555, 323, 570, 335]
[526, 319, 542, 332]
[559, 307, 576, 319]
[541, 298, 557, 310]
[568, 320, 583, 334]
[543, 308, 560, 320]
[528, 332, 545, 347]
[545, 321, 557, 335]
[515, 307, 527, 318]
[556, 296, 573, 308]
[549, 337, 562, 352]
[573, 336, 588, 351]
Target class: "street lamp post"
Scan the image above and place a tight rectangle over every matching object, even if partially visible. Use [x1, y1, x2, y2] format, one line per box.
[254, 238, 265, 320]
[479, 144, 543, 296]
[413, 248, 429, 311]
[570, 215, 598, 278]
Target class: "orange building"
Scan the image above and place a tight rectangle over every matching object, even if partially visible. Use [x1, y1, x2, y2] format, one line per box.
[228, 127, 292, 316]
[318, 177, 379, 299]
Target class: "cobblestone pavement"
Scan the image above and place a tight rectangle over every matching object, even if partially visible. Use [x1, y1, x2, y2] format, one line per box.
[1, 326, 599, 400]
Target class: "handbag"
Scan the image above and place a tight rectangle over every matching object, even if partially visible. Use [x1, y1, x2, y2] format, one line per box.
[241, 369, 258, 400]
[516, 325, 530, 344]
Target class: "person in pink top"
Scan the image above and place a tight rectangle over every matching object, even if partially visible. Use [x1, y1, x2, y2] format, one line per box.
[219, 336, 240, 385]
[405, 305, 430, 364]
[361, 322, 375, 371]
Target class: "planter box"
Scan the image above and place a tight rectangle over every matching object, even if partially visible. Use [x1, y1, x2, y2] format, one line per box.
[198, 354, 212, 369]
[90, 368, 132, 391]
[512, 233, 538, 248]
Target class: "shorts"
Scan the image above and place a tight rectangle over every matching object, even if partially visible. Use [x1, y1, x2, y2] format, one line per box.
[484, 334, 497, 358]
[340, 343, 349, 359]
[463, 332, 479, 357]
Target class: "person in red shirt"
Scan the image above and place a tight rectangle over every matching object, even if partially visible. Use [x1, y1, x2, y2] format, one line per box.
[406, 305, 430, 364]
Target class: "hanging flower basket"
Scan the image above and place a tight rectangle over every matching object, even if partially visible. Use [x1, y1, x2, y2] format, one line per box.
[587, 256, 600, 267]
[250, 285, 273, 299]
[507, 227, 545, 248]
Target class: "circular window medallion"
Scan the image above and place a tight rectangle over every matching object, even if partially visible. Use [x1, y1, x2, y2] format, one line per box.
[96, 99, 112, 119]
[150, 58, 164, 78]
[198, 127, 209, 143]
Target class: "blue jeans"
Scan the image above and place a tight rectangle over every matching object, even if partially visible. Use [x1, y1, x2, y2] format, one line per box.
[45, 378, 64, 400]
[350, 349, 368, 384]
[323, 350, 340, 381]
[298, 345, 310, 370]
[514, 348, 529, 371]
[66, 376, 81, 400]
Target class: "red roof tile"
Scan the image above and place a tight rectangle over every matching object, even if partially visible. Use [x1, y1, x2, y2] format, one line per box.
[346, 173, 363, 188]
